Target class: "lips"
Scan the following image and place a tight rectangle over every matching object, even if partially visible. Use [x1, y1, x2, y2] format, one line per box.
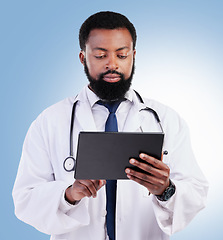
[103, 73, 121, 83]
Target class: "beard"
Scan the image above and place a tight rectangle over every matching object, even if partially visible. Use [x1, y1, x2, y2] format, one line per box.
[84, 59, 135, 102]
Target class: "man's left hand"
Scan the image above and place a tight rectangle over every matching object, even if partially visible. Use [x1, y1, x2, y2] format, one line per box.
[125, 153, 170, 195]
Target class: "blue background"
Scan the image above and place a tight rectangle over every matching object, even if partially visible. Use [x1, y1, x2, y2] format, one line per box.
[1, 0, 222, 239]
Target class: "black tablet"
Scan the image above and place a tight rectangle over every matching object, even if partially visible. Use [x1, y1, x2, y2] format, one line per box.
[74, 132, 164, 180]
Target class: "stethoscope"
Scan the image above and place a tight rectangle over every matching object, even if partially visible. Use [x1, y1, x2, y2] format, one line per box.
[63, 90, 166, 172]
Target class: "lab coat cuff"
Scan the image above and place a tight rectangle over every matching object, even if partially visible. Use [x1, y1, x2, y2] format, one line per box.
[152, 181, 177, 210]
[151, 186, 176, 236]
[59, 187, 80, 213]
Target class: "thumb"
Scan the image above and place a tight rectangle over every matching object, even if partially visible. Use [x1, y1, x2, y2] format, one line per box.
[161, 153, 163, 161]
[98, 180, 106, 190]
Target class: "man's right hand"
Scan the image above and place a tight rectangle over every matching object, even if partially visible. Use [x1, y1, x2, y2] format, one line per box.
[65, 180, 106, 204]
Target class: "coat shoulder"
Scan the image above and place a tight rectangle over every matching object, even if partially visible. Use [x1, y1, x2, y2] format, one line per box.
[142, 97, 188, 134]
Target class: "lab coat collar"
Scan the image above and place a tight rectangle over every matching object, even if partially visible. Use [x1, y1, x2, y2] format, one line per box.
[74, 86, 97, 131]
[75, 85, 148, 132]
[85, 85, 100, 108]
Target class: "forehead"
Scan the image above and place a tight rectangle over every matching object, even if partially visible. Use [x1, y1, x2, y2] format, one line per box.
[86, 28, 133, 50]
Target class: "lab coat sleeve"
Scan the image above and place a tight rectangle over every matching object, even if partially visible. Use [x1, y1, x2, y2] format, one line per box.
[12, 114, 90, 235]
[151, 113, 209, 236]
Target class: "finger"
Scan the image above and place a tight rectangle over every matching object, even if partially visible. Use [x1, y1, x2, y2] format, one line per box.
[98, 180, 106, 189]
[72, 180, 92, 198]
[125, 169, 159, 194]
[127, 173, 165, 195]
[161, 153, 163, 161]
[129, 158, 169, 179]
[125, 169, 169, 195]
[91, 179, 106, 191]
[78, 180, 98, 198]
[125, 168, 166, 186]
[139, 153, 169, 171]
[127, 172, 154, 189]
[91, 180, 100, 190]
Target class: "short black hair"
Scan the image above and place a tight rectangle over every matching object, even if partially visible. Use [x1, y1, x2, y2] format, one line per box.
[79, 11, 137, 51]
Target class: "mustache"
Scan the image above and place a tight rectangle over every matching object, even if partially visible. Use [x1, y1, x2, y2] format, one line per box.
[100, 70, 124, 78]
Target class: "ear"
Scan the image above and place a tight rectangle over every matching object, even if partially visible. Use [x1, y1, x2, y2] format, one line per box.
[133, 49, 136, 59]
[79, 51, 85, 65]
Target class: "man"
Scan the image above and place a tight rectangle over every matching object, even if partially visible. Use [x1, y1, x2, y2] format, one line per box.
[13, 11, 208, 240]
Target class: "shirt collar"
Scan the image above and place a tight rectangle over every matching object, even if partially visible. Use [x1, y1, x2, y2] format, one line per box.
[86, 85, 100, 108]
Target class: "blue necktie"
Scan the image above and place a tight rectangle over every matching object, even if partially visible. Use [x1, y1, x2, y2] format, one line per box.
[97, 100, 123, 240]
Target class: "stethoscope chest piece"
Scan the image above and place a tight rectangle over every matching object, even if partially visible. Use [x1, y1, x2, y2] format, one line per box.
[63, 156, 75, 172]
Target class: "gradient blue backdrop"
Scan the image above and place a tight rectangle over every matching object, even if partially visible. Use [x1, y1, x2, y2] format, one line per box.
[1, 0, 222, 239]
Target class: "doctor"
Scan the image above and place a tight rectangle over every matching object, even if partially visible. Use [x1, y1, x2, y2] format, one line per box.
[13, 11, 208, 240]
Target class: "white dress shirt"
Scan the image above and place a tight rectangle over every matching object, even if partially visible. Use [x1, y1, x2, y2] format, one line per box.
[86, 85, 134, 132]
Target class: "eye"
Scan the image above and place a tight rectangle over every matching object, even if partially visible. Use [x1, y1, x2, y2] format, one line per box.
[118, 55, 128, 59]
[95, 55, 107, 59]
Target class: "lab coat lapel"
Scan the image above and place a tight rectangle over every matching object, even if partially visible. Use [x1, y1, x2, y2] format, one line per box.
[122, 96, 146, 132]
[76, 101, 97, 131]
[75, 87, 97, 131]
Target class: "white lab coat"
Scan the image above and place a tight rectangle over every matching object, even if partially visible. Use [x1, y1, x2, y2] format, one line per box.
[13, 86, 208, 240]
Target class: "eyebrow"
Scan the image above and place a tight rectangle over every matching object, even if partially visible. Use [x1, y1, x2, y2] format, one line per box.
[93, 46, 130, 52]
[116, 47, 130, 51]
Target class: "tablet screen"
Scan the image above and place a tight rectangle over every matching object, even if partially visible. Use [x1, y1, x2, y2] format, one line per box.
[74, 132, 164, 180]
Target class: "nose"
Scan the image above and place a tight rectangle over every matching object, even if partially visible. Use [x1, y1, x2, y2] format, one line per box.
[105, 54, 118, 71]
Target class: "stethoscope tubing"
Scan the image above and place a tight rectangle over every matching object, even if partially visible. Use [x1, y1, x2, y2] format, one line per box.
[63, 91, 165, 172]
